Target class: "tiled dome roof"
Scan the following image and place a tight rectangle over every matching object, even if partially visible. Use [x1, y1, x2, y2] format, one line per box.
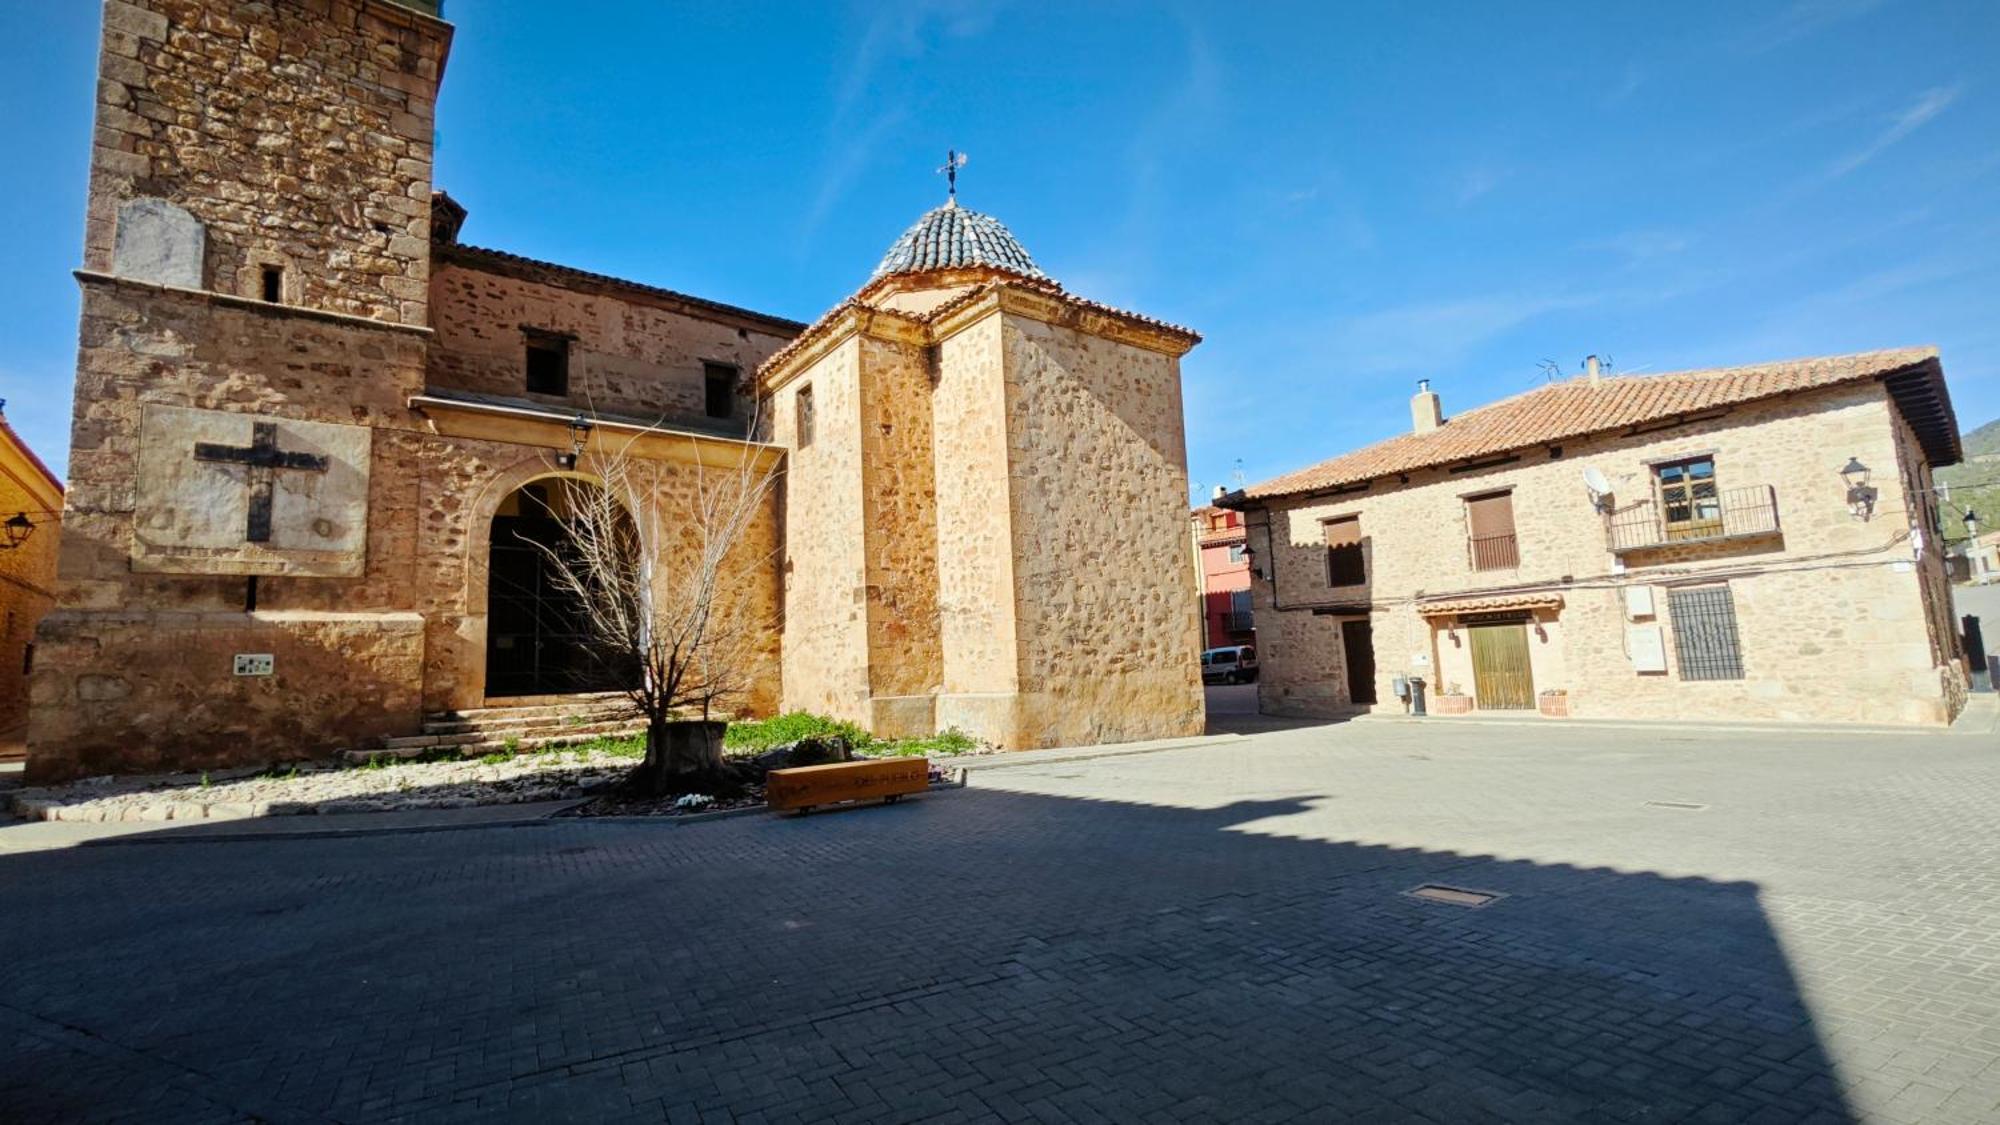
[871, 201, 1046, 281]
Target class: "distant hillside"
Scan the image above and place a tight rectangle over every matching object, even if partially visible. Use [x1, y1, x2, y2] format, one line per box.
[1939, 418, 2000, 541]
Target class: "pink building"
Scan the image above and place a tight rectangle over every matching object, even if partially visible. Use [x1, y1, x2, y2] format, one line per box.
[1193, 506, 1254, 648]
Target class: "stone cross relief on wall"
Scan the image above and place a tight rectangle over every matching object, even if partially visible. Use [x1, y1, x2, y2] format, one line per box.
[133, 405, 371, 576]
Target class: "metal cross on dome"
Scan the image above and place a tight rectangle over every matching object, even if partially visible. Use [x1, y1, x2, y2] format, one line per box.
[937, 149, 968, 201]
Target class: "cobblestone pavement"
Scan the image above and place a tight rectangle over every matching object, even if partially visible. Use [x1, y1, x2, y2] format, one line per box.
[3, 718, 1998, 1123]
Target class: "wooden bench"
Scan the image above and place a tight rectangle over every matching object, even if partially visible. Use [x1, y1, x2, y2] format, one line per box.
[765, 757, 930, 813]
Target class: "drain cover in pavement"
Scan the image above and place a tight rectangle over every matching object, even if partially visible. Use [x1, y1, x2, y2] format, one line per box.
[1643, 800, 1710, 811]
[1403, 883, 1505, 908]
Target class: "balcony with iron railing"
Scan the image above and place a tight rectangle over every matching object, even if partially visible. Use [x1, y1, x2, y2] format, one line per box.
[1606, 485, 1781, 553]
[1467, 532, 1520, 571]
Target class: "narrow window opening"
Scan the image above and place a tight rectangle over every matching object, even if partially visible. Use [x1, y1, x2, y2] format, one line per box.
[260, 265, 284, 304]
[1323, 516, 1365, 587]
[22, 642, 34, 676]
[1465, 490, 1519, 571]
[525, 332, 570, 396]
[703, 362, 737, 420]
[795, 383, 815, 448]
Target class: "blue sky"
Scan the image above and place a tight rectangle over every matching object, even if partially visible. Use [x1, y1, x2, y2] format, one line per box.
[3, 0, 1996, 494]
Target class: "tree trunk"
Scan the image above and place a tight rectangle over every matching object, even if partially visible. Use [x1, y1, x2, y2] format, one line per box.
[635, 719, 728, 795]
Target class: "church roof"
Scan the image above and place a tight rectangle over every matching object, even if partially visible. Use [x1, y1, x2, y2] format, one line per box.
[871, 201, 1047, 281]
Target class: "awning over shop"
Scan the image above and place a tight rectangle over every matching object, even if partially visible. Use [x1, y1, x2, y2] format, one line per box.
[1416, 593, 1564, 617]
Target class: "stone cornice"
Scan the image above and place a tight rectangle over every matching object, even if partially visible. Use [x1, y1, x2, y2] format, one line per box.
[758, 278, 1200, 395]
[408, 394, 784, 472]
[75, 271, 435, 338]
[756, 304, 930, 395]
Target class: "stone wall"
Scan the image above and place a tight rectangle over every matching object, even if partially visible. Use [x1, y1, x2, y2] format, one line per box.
[978, 312, 1204, 747]
[856, 335, 941, 733]
[1248, 382, 1964, 725]
[931, 314, 1019, 701]
[427, 254, 796, 429]
[85, 0, 449, 325]
[774, 339, 872, 723]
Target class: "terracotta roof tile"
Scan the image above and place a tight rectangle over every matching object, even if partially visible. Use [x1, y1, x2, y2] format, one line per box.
[1243, 347, 1952, 501]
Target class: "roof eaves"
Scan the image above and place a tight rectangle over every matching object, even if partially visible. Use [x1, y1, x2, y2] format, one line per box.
[439, 243, 808, 334]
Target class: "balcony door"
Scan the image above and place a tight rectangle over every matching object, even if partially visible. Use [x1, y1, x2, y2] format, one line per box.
[1658, 457, 1723, 541]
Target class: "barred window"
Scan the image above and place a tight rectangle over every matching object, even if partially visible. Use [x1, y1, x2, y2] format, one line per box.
[1667, 585, 1744, 680]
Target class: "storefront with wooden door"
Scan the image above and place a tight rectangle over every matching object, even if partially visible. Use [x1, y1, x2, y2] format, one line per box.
[1464, 614, 1535, 709]
[1416, 594, 1567, 714]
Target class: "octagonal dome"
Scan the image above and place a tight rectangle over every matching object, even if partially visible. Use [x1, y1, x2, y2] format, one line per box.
[870, 200, 1047, 281]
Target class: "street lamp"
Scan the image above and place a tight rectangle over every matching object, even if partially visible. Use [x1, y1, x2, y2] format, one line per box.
[1841, 457, 1876, 521]
[1, 512, 31, 550]
[556, 414, 594, 470]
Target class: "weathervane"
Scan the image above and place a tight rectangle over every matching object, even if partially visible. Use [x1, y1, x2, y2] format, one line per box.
[938, 149, 968, 205]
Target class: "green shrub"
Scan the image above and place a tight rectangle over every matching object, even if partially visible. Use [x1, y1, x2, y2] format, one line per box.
[876, 727, 981, 757]
[724, 711, 875, 754]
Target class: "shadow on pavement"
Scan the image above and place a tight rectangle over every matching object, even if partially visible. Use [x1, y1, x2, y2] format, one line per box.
[0, 783, 1852, 1123]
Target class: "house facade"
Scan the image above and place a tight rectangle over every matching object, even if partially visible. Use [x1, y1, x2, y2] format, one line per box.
[1226, 351, 1968, 726]
[0, 410, 63, 742]
[28, 0, 1202, 780]
[1192, 506, 1254, 649]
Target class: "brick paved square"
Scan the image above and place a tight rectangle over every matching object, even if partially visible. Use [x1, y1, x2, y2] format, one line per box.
[2, 715, 1998, 1122]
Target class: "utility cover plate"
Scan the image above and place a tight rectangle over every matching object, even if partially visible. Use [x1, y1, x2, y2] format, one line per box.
[1404, 883, 1505, 908]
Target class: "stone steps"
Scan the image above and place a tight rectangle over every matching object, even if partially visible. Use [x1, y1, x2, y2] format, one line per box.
[381, 715, 644, 751]
[342, 722, 651, 765]
[350, 695, 650, 765]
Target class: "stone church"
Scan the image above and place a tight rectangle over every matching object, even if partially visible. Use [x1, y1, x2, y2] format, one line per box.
[29, 0, 1205, 780]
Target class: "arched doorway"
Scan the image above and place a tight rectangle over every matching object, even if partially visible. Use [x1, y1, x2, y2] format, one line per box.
[484, 477, 636, 698]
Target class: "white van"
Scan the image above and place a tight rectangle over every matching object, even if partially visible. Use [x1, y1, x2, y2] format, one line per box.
[1201, 645, 1258, 685]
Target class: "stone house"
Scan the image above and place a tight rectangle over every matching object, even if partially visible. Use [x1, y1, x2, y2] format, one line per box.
[0, 409, 63, 744]
[1224, 351, 1969, 726]
[1192, 506, 1254, 649]
[27, 0, 1203, 780]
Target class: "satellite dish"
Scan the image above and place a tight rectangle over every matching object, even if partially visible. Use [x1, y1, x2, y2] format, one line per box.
[1582, 465, 1613, 511]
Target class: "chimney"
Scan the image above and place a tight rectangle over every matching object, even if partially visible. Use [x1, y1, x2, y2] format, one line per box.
[1585, 354, 1602, 386]
[1411, 379, 1443, 434]
[1211, 484, 1226, 501]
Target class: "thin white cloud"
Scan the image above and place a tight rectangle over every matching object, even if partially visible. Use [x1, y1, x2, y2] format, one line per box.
[1738, 0, 1887, 54]
[1826, 84, 1965, 179]
[1454, 165, 1510, 207]
[1329, 293, 1591, 374]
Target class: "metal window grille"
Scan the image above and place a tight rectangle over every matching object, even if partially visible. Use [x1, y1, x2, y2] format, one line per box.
[1667, 585, 1744, 681]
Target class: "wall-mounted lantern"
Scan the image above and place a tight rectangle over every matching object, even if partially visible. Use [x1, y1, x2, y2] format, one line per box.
[1, 512, 33, 550]
[556, 414, 595, 470]
[1840, 457, 1876, 521]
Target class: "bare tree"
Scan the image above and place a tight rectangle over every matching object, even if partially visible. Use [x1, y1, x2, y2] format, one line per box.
[527, 422, 780, 796]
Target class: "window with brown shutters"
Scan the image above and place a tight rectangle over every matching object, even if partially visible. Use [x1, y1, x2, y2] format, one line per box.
[1323, 516, 1365, 587]
[1465, 491, 1519, 571]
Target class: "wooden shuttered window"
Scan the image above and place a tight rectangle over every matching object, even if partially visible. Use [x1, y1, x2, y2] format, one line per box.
[1465, 491, 1519, 571]
[1667, 585, 1744, 680]
[1323, 516, 1365, 587]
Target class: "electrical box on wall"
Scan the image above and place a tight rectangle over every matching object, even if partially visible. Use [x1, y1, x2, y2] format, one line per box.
[1624, 585, 1655, 619]
[1626, 626, 1667, 673]
[233, 653, 275, 677]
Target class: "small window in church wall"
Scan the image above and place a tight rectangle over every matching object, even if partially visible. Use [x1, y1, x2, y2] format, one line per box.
[525, 333, 570, 396]
[795, 384, 814, 448]
[704, 363, 737, 419]
[260, 265, 284, 303]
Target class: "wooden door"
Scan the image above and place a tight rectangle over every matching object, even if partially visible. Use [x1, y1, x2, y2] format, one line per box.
[1468, 623, 1534, 710]
[1341, 619, 1377, 705]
